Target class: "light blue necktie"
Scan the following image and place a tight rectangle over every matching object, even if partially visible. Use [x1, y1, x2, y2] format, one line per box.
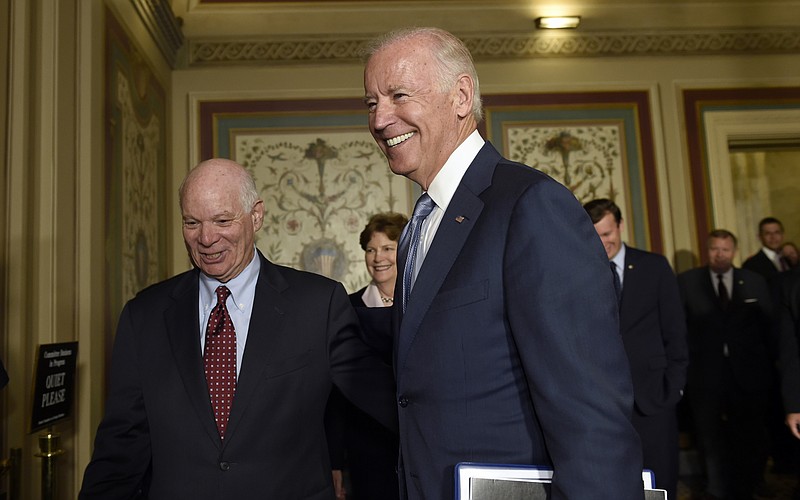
[398, 193, 435, 311]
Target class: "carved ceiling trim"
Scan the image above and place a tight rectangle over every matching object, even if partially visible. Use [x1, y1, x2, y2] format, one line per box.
[187, 30, 800, 67]
[131, 0, 185, 68]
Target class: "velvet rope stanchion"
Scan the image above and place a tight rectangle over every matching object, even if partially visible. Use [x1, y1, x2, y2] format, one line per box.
[34, 429, 64, 500]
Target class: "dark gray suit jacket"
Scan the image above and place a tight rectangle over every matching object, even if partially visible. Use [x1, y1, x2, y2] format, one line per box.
[80, 252, 396, 499]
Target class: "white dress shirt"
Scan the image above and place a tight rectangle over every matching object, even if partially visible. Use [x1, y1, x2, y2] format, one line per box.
[412, 130, 485, 282]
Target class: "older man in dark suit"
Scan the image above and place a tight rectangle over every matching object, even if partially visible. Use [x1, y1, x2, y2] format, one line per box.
[678, 229, 775, 500]
[364, 27, 643, 500]
[79, 159, 396, 499]
[584, 198, 688, 500]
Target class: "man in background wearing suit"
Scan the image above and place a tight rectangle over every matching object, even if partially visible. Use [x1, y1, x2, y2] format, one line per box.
[364, 27, 643, 500]
[780, 267, 800, 438]
[678, 229, 775, 500]
[80, 159, 397, 499]
[744, 217, 789, 280]
[776, 266, 800, 499]
[743, 216, 796, 480]
[583, 198, 688, 500]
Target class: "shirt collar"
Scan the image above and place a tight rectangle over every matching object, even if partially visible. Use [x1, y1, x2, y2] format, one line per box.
[427, 130, 484, 212]
[199, 248, 261, 313]
[762, 246, 780, 261]
[611, 244, 626, 271]
[708, 266, 733, 281]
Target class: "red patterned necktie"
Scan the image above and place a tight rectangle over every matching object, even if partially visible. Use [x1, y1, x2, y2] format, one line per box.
[204, 285, 237, 439]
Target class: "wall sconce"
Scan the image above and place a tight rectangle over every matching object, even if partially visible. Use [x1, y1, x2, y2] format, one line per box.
[535, 16, 581, 30]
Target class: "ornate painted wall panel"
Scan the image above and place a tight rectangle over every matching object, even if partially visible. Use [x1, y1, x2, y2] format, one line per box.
[682, 87, 800, 258]
[199, 99, 415, 293]
[483, 91, 661, 252]
[105, 8, 168, 324]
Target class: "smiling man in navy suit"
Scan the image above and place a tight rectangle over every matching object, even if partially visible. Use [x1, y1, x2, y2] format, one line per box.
[584, 198, 688, 500]
[363, 27, 643, 500]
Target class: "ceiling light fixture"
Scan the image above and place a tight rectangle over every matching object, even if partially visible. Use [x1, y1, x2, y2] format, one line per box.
[535, 16, 581, 30]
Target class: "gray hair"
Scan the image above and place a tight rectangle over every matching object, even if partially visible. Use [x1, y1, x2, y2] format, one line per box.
[363, 27, 483, 122]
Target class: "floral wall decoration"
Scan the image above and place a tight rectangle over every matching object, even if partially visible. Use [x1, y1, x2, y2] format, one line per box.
[507, 126, 625, 203]
[106, 8, 168, 327]
[483, 91, 660, 251]
[198, 98, 415, 293]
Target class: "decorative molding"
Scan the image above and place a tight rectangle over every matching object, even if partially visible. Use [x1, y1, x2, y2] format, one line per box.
[188, 29, 800, 66]
[465, 30, 800, 59]
[189, 37, 369, 66]
[131, 0, 185, 68]
[682, 87, 800, 261]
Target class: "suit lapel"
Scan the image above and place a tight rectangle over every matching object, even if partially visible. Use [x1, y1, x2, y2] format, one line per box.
[223, 254, 290, 445]
[618, 246, 639, 329]
[731, 268, 746, 304]
[395, 142, 497, 375]
[164, 271, 222, 447]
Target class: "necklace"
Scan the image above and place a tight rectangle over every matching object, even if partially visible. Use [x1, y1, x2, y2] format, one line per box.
[380, 296, 394, 304]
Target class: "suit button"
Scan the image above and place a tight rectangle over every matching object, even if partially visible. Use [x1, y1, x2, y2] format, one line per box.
[398, 396, 409, 408]
[219, 461, 230, 471]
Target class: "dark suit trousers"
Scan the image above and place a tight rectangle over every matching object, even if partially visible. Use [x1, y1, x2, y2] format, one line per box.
[632, 407, 678, 500]
[690, 362, 768, 499]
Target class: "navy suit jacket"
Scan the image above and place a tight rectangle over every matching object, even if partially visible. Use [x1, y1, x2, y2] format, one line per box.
[391, 142, 643, 500]
[80, 252, 397, 499]
[619, 246, 688, 415]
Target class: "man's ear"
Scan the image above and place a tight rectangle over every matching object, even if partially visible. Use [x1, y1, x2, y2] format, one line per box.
[251, 200, 265, 231]
[454, 74, 474, 119]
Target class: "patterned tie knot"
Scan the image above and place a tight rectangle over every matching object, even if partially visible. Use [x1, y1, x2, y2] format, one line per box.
[215, 285, 231, 309]
[412, 193, 435, 220]
[209, 286, 232, 336]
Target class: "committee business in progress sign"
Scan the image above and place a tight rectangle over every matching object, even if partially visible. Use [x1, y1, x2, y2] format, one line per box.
[30, 341, 78, 433]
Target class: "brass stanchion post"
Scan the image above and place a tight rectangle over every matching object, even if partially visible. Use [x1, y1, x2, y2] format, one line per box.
[34, 430, 64, 500]
[0, 447, 22, 500]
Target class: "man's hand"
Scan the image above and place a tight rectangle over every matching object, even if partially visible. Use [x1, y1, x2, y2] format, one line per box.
[332, 469, 346, 499]
[786, 413, 800, 439]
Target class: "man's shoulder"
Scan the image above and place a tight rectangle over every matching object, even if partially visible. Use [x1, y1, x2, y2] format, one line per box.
[626, 246, 675, 273]
[493, 156, 551, 184]
[677, 266, 706, 283]
[133, 268, 196, 300]
[260, 257, 342, 293]
[488, 157, 575, 205]
[466, 141, 562, 198]
[735, 266, 768, 284]
[743, 249, 767, 266]
[625, 245, 661, 260]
